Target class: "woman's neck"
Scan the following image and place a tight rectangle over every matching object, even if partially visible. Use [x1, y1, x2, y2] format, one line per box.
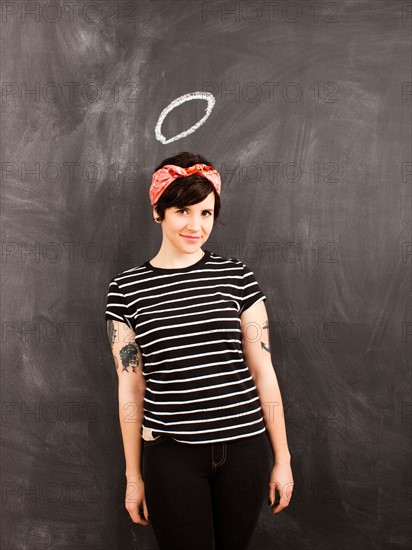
[149, 249, 205, 269]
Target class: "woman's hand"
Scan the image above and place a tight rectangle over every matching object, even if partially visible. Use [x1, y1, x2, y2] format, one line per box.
[125, 476, 150, 525]
[268, 462, 294, 515]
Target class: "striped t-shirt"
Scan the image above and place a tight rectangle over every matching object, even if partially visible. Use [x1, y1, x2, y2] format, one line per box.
[104, 249, 268, 445]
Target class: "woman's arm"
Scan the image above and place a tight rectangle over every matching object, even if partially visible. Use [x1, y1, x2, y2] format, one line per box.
[240, 300, 291, 464]
[106, 320, 147, 480]
[240, 300, 294, 513]
[106, 319, 151, 524]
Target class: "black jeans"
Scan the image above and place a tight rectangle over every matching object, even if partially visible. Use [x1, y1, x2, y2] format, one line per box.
[141, 431, 273, 550]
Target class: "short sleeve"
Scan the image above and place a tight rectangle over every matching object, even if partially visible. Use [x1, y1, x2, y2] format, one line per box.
[239, 263, 267, 315]
[104, 278, 133, 330]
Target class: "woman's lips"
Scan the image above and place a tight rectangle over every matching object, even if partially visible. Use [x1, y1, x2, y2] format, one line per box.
[181, 235, 200, 241]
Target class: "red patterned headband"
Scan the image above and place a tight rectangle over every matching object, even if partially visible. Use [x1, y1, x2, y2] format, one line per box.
[150, 163, 221, 206]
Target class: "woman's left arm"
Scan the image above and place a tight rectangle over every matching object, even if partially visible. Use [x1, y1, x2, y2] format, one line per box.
[240, 299, 294, 513]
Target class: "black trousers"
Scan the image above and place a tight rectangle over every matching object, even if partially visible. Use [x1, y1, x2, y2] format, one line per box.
[141, 430, 273, 550]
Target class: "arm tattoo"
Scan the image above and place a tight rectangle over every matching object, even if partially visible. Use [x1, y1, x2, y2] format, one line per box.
[119, 342, 140, 373]
[107, 320, 140, 373]
[107, 320, 117, 345]
[261, 319, 271, 354]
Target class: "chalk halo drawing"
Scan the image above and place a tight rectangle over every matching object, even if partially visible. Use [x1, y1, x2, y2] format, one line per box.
[155, 91, 216, 144]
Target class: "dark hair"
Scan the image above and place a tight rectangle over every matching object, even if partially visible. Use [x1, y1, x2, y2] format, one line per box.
[152, 152, 223, 226]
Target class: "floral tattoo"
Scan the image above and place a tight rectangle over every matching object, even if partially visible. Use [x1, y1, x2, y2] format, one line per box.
[119, 343, 140, 373]
[107, 320, 140, 373]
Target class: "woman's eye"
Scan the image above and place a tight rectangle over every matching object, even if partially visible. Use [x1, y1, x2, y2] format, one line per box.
[176, 210, 212, 215]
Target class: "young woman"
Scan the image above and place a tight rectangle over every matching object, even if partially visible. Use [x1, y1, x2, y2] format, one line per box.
[105, 152, 294, 550]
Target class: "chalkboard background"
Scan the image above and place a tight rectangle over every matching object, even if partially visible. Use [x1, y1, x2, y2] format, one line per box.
[2, 1, 411, 548]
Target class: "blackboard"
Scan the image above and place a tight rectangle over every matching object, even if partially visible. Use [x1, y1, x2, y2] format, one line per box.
[1, 1, 411, 548]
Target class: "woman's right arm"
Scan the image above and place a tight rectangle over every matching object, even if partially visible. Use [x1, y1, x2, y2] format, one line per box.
[106, 319, 150, 525]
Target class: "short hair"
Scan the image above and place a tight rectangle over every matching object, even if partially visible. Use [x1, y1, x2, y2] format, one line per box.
[152, 152, 222, 226]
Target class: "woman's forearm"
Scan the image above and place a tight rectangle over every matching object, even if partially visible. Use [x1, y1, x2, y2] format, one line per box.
[118, 383, 146, 480]
[255, 371, 291, 464]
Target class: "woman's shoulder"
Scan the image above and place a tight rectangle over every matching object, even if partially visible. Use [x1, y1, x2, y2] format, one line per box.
[107, 261, 148, 284]
[209, 250, 244, 267]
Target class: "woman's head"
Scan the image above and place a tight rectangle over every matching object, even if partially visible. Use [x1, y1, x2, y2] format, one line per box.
[151, 152, 221, 226]
[151, 152, 224, 254]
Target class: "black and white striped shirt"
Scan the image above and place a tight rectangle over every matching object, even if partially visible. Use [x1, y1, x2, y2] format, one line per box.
[105, 249, 268, 444]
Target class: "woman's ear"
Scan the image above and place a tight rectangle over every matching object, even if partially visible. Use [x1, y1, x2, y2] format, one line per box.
[152, 205, 161, 223]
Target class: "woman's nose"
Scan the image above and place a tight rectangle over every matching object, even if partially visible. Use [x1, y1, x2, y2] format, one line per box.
[185, 216, 202, 229]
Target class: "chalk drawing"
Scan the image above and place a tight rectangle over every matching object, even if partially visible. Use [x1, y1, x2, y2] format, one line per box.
[155, 91, 215, 144]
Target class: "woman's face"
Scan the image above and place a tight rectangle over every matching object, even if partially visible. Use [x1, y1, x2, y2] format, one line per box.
[155, 192, 215, 253]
